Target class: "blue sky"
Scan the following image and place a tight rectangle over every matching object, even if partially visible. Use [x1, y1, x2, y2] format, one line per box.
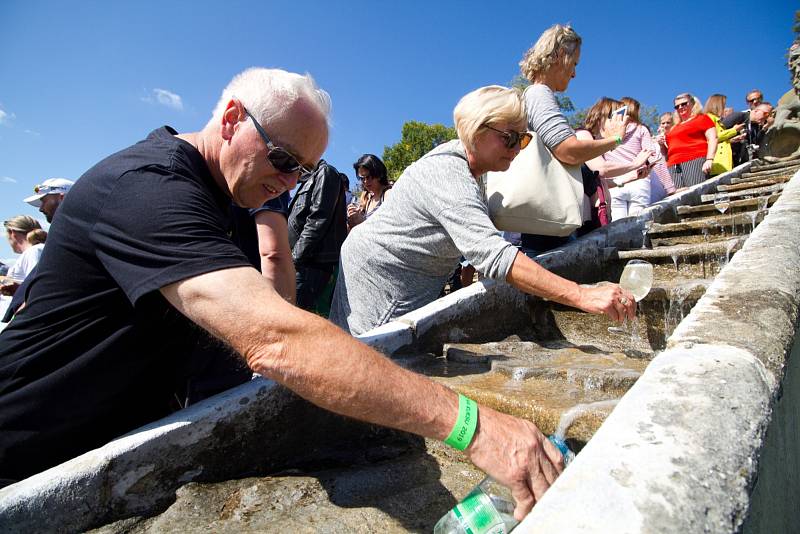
[0, 0, 796, 264]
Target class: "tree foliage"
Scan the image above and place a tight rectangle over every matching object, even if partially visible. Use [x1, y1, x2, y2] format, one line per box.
[638, 105, 661, 134]
[382, 121, 457, 181]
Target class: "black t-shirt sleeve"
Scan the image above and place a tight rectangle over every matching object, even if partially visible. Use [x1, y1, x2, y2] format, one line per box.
[92, 165, 251, 305]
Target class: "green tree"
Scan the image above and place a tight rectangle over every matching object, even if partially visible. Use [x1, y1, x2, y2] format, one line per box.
[638, 104, 661, 134]
[382, 121, 457, 181]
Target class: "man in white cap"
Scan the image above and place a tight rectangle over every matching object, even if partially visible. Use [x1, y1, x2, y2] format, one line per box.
[23, 178, 74, 223]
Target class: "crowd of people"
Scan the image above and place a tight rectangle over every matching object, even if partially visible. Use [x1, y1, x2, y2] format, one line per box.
[0, 22, 777, 520]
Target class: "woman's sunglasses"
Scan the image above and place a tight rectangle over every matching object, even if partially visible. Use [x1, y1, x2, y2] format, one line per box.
[484, 125, 532, 149]
[674, 101, 691, 110]
[244, 107, 314, 175]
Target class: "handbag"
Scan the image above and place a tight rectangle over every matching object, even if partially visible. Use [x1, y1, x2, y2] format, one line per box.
[484, 131, 584, 236]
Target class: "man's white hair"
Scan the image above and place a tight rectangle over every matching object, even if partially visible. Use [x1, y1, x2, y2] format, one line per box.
[211, 67, 331, 127]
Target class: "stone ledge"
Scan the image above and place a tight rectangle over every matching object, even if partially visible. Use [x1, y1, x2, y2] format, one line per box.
[518, 345, 772, 534]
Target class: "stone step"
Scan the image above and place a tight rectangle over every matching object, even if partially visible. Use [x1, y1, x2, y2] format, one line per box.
[717, 176, 790, 192]
[700, 182, 784, 202]
[734, 169, 794, 183]
[618, 236, 746, 261]
[650, 212, 766, 234]
[676, 194, 778, 216]
[749, 158, 800, 172]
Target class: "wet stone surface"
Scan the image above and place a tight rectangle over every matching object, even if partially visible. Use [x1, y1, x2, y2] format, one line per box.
[91, 439, 483, 534]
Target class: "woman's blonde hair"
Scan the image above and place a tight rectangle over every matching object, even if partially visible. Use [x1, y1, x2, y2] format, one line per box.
[620, 97, 641, 125]
[519, 24, 582, 82]
[673, 92, 703, 123]
[26, 228, 47, 245]
[453, 85, 526, 150]
[703, 94, 727, 117]
[583, 97, 622, 136]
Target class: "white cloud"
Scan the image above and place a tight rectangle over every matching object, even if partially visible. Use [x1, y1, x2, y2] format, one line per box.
[0, 108, 15, 125]
[0, 176, 17, 183]
[23, 129, 40, 136]
[141, 88, 184, 111]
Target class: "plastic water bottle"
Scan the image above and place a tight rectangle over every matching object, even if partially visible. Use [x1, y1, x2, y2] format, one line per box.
[433, 436, 573, 533]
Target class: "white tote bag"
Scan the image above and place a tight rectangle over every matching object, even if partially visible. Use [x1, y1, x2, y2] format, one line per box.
[484, 131, 585, 236]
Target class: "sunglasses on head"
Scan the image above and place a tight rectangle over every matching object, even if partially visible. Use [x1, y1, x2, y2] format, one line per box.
[244, 107, 314, 175]
[484, 125, 532, 149]
[674, 101, 691, 110]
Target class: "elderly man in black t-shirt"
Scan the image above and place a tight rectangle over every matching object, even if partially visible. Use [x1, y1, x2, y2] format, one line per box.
[0, 68, 568, 520]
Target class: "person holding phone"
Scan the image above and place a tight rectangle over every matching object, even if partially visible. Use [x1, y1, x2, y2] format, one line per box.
[604, 97, 675, 219]
[346, 154, 392, 229]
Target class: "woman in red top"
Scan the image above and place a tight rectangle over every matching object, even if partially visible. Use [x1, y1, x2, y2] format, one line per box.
[665, 92, 718, 188]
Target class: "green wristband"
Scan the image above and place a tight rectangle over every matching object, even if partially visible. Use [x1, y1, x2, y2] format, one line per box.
[614, 135, 623, 145]
[445, 394, 478, 450]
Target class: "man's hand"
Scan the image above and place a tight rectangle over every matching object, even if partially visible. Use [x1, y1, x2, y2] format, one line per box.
[466, 407, 564, 520]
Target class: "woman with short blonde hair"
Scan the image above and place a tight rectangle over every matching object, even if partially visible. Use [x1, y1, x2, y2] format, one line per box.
[331, 85, 633, 339]
[454, 85, 526, 150]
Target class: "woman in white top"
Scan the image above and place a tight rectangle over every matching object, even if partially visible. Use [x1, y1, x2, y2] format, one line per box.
[3, 215, 44, 295]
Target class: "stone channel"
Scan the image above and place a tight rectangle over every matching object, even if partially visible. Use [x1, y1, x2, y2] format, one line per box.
[2, 158, 800, 533]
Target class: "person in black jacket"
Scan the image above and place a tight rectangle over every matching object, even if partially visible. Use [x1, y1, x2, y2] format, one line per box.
[287, 159, 348, 313]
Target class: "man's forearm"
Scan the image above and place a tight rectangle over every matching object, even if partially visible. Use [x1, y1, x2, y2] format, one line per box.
[161, 267, 457, 440]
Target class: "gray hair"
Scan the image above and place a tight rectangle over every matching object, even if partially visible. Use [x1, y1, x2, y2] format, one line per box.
[211, 67, 332, 127]
[454, 85, 526, 150]
[519, 24, 582, 82]
[4, 215, 41, 235]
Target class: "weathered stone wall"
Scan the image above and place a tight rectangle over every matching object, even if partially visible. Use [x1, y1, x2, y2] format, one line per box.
[515, 168, 800, 533]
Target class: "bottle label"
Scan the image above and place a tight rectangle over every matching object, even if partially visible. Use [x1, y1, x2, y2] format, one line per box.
[452, 488, 507, 534]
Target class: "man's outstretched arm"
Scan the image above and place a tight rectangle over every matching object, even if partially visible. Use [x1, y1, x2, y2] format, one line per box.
[161, 266, 564, 519]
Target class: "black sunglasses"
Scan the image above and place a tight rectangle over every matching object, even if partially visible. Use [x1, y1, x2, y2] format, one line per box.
[484, 125, 532, 149]
[747, 97, 762, 104]
[244, 107, 314, 175]
[674, 101, 691, 110]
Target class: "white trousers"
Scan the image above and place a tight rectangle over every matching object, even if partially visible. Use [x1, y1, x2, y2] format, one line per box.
[610, 177, 651, 221]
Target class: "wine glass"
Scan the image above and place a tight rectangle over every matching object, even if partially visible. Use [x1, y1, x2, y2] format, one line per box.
[608, 259, 654, 337]
[713, 192, 730, 214]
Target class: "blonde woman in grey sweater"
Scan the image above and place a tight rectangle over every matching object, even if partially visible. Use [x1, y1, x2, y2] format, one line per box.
[330, 85, 635, 335]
